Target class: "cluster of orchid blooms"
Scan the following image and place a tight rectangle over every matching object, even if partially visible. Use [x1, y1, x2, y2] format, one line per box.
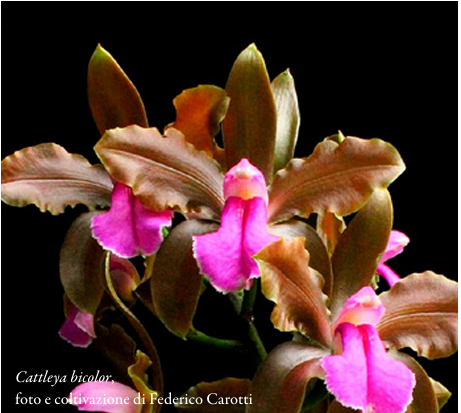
[2, 44, 457, 413]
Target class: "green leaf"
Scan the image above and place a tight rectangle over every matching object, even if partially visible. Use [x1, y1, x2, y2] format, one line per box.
[88, 44, 148, 135]
[256, 238, 332, 347]
[149, 220, 218, 338]
[59, 212, 105, 313]
[271, 70, 300, 173]
[168, 85, 229, 163]
[378, 271, 458, 359]
[269, 219, 332, 297]
[249, 342, 329, 413]
[330, 189, 393, 315]
[222, 44, 277, 183]
[267, 136, 405, 224]
[1, 143, 113, 215]
[175, 377, 251, 412]
[390, 351, 438, 413]
[94, 125, 225, 219]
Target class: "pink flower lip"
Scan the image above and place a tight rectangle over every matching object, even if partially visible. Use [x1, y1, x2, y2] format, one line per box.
[91, 182, 173, 258]
[322, 287, 415, 413]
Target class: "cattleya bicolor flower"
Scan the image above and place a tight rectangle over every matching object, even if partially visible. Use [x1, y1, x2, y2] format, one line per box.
[321, 287, 415, 412]
[0, 44, 173, 346]
[193, 158, 279, 292]
[249, 234, 457, 413]
[377, 230, 410, 287]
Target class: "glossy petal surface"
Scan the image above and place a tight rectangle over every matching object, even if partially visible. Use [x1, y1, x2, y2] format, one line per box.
[193, 197, 278, 293]
[323, 323, 415, 413]
[70, 381, 141, 413]
[92, 182, 173, 258]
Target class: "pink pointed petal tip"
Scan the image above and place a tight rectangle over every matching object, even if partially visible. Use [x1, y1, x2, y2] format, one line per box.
[322, 323, 415, 413]
[92, 182, 173, 258]
[59, 307, 96, 348]
[224, 158, 268, 203]
[193, 197, 279, 293]
[381, 230, 410, 262]
[334, 286, 385, 329]
[69, 381, 141, 413]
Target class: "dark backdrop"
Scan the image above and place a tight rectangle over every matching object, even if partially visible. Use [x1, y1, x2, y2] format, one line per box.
[2, 4, 457, 412]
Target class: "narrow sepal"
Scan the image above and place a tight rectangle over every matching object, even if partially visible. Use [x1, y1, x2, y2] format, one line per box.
[223, 44, 277, 183]
[88, 44, 148, 135]
[330, 189, 393, 315]
[271, 70, 300, 173]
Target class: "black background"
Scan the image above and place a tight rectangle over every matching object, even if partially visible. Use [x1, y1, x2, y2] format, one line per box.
[2, 4, 457, 412]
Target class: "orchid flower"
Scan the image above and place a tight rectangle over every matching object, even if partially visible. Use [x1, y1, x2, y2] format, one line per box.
[193, 158, 279, 293]
[322, 287, 415, 413]
[93, 45, 405, 338]
[250, 235, 457, 413]
[377, 230, 410, 287]
[1, 45, 173, 336]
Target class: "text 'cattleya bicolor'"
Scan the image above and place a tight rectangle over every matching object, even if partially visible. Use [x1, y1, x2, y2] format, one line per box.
[193, 159, 279, 293]
[322, 287, 415, 413]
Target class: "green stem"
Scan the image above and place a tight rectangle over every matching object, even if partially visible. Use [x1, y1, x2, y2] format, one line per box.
[104, 253, 163, 395]
[240, 279, 258, 318]
[186, 328, 246, 352]
[233, 280, 268, 365]
[247, 321, 267, 364]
